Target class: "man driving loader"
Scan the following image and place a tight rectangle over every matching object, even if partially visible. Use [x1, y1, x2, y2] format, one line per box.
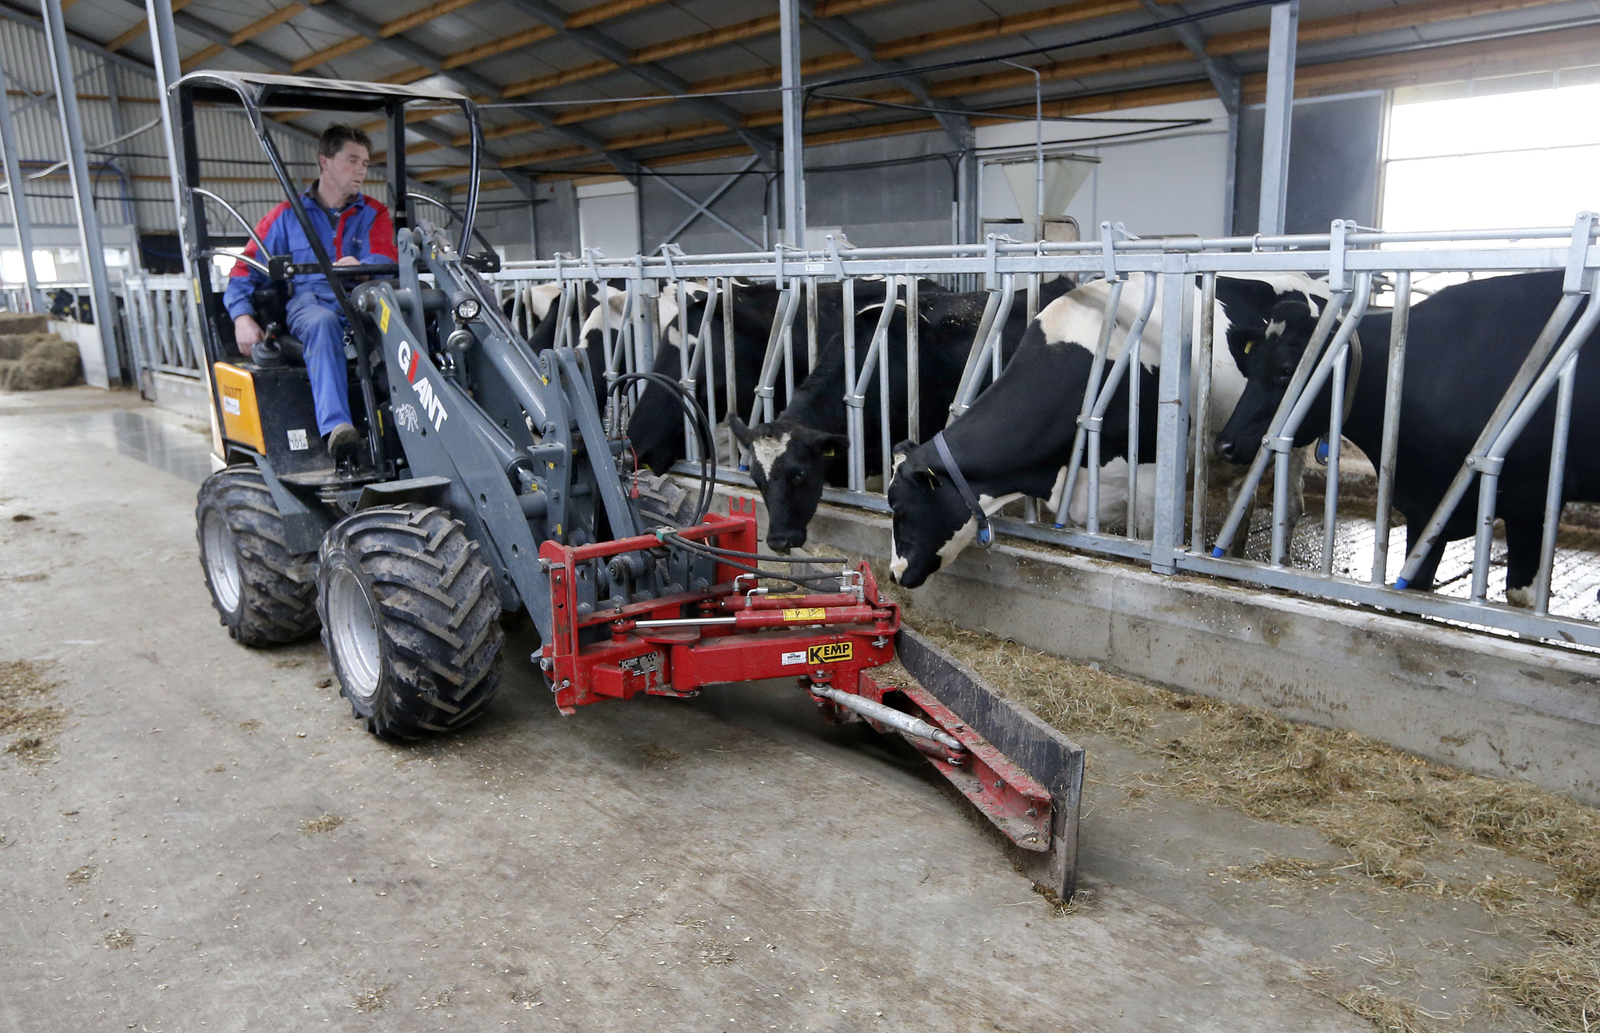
[223, 124, 397, 457]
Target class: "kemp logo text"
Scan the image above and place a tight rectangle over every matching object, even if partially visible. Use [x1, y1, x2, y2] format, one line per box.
[395, 340, 449, 432]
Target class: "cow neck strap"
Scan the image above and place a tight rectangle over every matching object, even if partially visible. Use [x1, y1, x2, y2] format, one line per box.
[932, 431, 993, 549]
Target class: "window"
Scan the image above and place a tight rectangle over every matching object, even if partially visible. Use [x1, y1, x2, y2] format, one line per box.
[1382, 80, 1600, 234]
[1, 249, 58, 284]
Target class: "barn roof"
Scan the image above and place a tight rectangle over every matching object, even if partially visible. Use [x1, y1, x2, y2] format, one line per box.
[37, 0, 1600, 196]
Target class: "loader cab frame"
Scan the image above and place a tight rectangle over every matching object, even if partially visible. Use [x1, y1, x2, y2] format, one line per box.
[176, 71, 488, 481]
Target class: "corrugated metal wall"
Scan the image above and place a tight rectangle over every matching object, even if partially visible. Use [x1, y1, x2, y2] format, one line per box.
[0, 18, 320, 249]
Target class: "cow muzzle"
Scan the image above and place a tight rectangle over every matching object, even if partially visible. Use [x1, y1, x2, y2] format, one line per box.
[765, 529, 805, 554]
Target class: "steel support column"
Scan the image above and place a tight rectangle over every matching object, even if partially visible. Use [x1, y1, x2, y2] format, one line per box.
[779, 0, 806, 249]
[0, 48, 42, 312]
[1257, 0, 1298, 237]
[42, 0, 121, 384]
[147, 0, 192, 284]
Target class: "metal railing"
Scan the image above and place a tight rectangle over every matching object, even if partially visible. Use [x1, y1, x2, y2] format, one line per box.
[122, 273, 205, 379]
[325, 218, 1600, 649]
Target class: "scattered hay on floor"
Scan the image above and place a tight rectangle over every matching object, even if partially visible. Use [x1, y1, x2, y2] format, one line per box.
[1334, 986, 1449, 1033]
[1485, 915, 1600, 1032]
[350, 983, 392, 1012]
[637, 743, 682, 763]
[66, 864, 95, 887]
[299, 814, 343, 835]
[0, 660, 65, 763]
[0, 333, 82, 391]
[1224, 855, 1328, 882]
[694, 940, 736, 965]
[101, 928, 134, 950]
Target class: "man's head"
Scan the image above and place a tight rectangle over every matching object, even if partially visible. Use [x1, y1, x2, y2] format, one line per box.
[316, 124, 372, 203]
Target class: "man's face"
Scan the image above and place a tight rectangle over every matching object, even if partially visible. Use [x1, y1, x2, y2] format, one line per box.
[318, 141, 369, 200]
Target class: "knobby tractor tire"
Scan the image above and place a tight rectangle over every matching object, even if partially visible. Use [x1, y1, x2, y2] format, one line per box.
[316, 505, 504, 739]
[195, 464, 321, 647]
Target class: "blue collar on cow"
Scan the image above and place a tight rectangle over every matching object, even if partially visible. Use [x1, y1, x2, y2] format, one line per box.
[932, 431, 993, 549]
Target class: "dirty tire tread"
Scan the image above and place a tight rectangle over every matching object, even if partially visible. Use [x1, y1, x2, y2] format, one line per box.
[196, 465, 321, 647]
[317, 505, 503, 740]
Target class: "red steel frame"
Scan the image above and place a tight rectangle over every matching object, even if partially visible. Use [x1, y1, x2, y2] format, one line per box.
[538, 497, 899, 714]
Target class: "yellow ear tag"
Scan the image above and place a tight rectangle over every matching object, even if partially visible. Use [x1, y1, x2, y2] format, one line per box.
[822, 448, 835, 457]
[1243, 338, 1254, 354]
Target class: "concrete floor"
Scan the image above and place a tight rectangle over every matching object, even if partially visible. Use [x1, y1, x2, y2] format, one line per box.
[0, 389, 1552, 1031]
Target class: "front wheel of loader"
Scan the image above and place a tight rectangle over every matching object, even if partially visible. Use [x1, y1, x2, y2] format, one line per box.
[196, 464, 320, 647]
[316, 505, 504, 739]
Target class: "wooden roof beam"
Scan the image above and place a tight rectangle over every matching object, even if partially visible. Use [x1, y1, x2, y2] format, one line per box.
[1209, 0, 1567, 55]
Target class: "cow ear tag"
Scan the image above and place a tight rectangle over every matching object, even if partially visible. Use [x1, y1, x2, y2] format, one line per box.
[1243, 338, 1255, 354]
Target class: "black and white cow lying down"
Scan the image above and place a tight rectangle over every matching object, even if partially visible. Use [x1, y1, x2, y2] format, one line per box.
[729, 278, 1075, 552]
[1216, 269, 1600, 608]
[885, 273, 1330, 588]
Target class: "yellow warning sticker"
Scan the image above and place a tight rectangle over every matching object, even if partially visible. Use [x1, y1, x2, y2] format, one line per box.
[379, 299, 392, 333]
[807, 642, 852, 665]
[782, 608, 826, 622]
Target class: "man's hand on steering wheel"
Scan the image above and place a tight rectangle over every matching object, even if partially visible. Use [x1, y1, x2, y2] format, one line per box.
[233, 314, 264, 357]
[334, 256, 362, 266]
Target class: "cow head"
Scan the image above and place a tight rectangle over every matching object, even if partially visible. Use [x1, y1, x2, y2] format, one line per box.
[886, 440, 998, 588]
[729, 415, 846, 554]
[1215, 294, 1326, 465]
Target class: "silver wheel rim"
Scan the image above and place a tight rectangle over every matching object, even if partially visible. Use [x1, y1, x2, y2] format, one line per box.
[202, 510, 242, 614]
[327, 565, 382, 703]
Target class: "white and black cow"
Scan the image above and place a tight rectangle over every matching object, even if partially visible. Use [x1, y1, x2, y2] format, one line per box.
[626, 278, 949, 474]
[502, 282, 564, 340]
[1216, 269, 1600, 607]
[729, 279, 1075, 552]
[886, 273, 1329, 588]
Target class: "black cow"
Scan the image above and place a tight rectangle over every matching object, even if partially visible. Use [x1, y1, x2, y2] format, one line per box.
[1215, 270, 1600, 607]
[730, 279, 1074, 552]
[626, 278, 948, 474]
[886, 273, 1330, 588]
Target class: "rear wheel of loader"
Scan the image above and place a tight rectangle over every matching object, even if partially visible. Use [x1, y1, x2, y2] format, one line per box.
[196, 464, 320, 647]
[316, 504, 504, 739]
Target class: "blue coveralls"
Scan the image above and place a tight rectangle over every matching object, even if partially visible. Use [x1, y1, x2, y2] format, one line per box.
[223, 192, 397, 436]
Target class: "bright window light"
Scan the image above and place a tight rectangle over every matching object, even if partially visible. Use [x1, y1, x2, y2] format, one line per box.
[1382, 81, 1600, 233]
[2, 249, 59, 283]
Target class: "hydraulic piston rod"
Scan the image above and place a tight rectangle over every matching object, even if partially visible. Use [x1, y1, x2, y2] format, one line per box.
[810, 684, 964, 752]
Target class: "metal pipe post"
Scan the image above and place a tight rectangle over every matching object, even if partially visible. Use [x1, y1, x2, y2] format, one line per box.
[1320, 349, 1347, 575]
[1532, 354, 1577, 615]
[905, 275, 919, 440]
[43, 0, 121, 384]
[1150, 265, 1192, 570]
[0, 45, 42, 312]
[1190, 273, 1216, 553]
[1371, 271, 1410, 583]
[778, 0, 806, 248]
[1257, 1, 1298, 237]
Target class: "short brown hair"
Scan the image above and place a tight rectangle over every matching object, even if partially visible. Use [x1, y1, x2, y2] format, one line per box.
[318, 124, 372, 159]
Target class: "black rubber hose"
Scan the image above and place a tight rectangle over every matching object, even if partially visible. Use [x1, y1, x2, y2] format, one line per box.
[609, 371, 716, 524]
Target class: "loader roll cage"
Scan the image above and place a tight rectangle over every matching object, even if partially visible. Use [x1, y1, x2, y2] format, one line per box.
[177, 71, 488, 475]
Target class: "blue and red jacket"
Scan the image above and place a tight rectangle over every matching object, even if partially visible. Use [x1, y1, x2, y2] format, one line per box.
[223, 190, 397, 319]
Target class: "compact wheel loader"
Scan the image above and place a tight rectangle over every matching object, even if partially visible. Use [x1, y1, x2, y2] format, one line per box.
[182, 71, 1082, 897]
